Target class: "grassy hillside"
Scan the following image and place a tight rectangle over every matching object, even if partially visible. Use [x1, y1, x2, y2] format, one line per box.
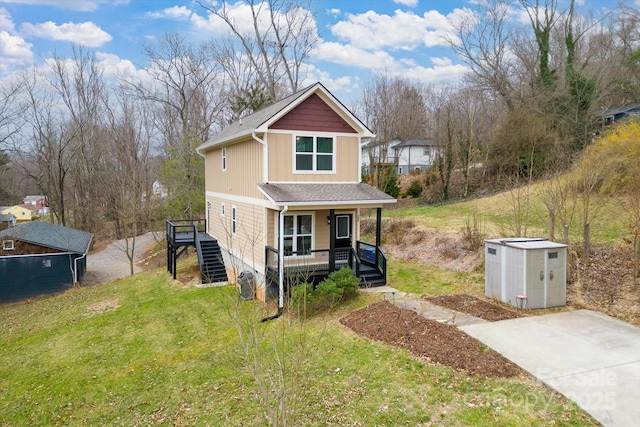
[1, 259, 596, 426]
[388, 180, 630, 246]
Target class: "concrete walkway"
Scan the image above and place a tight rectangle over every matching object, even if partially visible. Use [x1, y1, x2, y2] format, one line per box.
[460, 310, 640, 427]
[362, 286, 640, 426]
[361, 286, 486, 326]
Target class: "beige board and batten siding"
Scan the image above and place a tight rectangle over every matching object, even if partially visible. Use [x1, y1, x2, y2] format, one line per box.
[207, 196, 268, 271]
[267, 133, 360, 182]
[205, 138, 264, 199]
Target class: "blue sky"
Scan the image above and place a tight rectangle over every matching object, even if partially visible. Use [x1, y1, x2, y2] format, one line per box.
[0, 0, 628, 104]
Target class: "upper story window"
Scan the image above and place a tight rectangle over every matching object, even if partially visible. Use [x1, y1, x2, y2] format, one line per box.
[222, 146, 227, 171]
[295, 136, 334, 172]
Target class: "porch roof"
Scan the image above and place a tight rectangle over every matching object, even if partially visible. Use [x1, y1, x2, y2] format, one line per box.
[258, 183, 396, 207]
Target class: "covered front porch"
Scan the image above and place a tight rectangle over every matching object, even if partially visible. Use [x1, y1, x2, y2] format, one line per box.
[263, 207, 387, 297]
[257, 182, 396, 302]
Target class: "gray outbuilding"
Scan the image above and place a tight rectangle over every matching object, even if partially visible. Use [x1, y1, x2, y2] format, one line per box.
[484, 237, 568, 309]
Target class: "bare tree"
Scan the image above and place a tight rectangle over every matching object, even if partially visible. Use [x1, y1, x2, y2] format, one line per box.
[199, 0, 318, 102]
[359, 74, 427, 192]
[449, 0, 519, 110]
[46, 47, 109, 234]
[103, 90, 154, 275]
[124, 33, 224, 218]
[16, 69, 81, 226]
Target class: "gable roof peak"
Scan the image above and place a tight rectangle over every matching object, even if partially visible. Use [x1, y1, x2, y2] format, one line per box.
[197, 82, 373, 153]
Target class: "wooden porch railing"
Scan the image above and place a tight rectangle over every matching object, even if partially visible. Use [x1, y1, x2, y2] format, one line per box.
[265, 240, 386, 288]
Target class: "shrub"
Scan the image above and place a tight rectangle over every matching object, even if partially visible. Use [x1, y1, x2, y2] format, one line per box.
[291, 267, 360, 316]
[290, 282, 314, 313]
[405, 179, 423, 198]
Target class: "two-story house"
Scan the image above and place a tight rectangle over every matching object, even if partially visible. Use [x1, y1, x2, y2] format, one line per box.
[361, 138, 441, 176]
[0, 205, 32, 224]
[393, 139, 441, 174]
[196, 82, 396, 301]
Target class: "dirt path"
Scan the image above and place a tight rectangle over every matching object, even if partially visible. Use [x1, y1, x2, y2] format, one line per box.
[83, 232, 160, 286]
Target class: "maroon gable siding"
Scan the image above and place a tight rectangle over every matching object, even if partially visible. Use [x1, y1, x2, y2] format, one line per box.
[270, 93, 357, 133]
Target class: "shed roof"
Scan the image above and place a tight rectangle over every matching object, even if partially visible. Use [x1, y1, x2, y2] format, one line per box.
[258, 183, 396, 207]
[484, 238, 567, 250]
[197, 82, 374, 152]
[0, 221, 93, 254]
[0, 213, 15, 222]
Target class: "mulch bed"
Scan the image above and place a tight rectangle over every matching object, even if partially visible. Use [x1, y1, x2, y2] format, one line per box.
[340, 301, 523, 378]
[424, 294, 521, 321]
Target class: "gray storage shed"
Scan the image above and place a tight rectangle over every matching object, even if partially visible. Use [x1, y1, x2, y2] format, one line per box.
[484, 238, 567, 309]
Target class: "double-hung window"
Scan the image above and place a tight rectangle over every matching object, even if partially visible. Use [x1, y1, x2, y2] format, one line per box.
[295, 136, 334, 172]
[283, 214, 312, 256]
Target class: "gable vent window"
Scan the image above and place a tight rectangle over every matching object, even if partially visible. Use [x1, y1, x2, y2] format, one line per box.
[295, 136, 334, 172]
[2, 240, 14, 250]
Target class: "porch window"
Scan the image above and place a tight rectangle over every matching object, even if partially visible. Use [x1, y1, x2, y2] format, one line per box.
[283, 214, 312, 256]
[295, 136, 334, 172]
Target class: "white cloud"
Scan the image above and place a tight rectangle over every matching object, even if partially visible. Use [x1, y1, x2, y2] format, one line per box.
[327, 8, 341, 18]
[330, 8, 463, 51]
[313, 41, 397, 69]
[393, 0, 419, 7]
[301, 63, 358, 94]
[94, 52, 139, 79]
[21, 21, 112, 47]
[0, 0, 129, 12]
[312, 39, 467, 86]
[0, 8, 15, 32]
[191, 2, 266, 35]
[0, 30, 33, 72]
[147, 6, 193, 20]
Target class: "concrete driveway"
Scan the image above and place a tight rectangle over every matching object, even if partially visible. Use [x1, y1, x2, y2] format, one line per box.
[460, 310, 640, 427]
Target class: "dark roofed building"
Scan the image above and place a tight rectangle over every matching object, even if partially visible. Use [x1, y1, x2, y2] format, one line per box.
[0, 221, 93, 303]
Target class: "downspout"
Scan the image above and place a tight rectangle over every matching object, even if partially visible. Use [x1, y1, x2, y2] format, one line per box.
[74, 236, 92, 284]
[262, 204, 288, 322]
[73, 253, 86, 283]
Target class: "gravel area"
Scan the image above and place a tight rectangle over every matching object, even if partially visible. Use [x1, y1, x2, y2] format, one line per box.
[83, 232, 160, 286]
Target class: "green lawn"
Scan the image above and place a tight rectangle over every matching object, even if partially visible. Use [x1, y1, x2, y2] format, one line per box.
[1, 259, 596, 426]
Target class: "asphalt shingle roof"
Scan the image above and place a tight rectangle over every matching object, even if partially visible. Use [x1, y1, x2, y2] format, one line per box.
[258, 183, 396, 206]
[0, 221, 93, 254]
[394, 139, 441, 148]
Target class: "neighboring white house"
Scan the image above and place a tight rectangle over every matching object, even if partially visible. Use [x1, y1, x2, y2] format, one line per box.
[361, 138, 441, 175]
[152, 180, 168, 198]
[393, 139, 441, 174]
